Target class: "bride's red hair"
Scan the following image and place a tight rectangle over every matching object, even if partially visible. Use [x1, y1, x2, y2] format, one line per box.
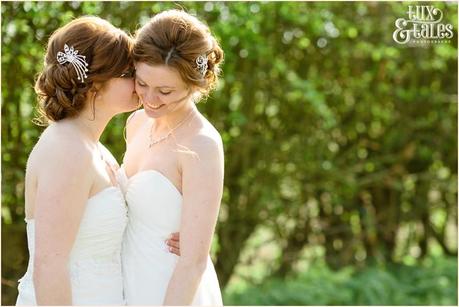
[35, 16, 134, 124]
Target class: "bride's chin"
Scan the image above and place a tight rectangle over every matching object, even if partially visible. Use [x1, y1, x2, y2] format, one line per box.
[144, 108, 164, 118]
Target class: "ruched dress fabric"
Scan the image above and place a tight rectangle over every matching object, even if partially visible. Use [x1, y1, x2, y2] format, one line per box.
[117, 166, 223, 306]
[16, 187, 128, 306]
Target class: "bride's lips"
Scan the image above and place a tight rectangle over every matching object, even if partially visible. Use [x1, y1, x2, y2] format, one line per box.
[146, 103, 166, 110]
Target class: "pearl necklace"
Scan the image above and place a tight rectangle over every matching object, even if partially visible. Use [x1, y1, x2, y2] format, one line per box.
[149, 109, 195, 148]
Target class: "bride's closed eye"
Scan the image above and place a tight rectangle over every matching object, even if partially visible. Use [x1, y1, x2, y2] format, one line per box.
[135, 78, 172, 95]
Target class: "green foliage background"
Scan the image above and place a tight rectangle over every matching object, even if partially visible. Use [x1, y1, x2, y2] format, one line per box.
[2, 1, 457, 305]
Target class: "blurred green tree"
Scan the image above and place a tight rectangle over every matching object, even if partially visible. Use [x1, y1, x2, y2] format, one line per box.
[2, 2, 457, 305]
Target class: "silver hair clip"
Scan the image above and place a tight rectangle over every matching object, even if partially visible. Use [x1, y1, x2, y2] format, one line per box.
[56, 44, 89, 82]
[195, 54, 208, 77]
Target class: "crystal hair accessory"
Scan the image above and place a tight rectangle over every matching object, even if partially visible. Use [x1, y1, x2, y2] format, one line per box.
[56, 44, 89, 82]
[195, 54, 208, 77]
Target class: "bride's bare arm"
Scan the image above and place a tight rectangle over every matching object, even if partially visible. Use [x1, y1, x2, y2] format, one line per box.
[33, 137, 93, 305]
[162, 133, 224, 305]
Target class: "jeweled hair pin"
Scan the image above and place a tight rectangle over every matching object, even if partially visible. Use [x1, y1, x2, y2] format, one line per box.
[195, 54, 208, 77]
[56, 44, 89, 82]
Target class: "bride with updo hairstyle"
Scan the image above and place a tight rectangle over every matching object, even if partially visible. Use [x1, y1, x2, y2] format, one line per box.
[16, 16, 180, 305]
[133, 9, 224, 98]
[120, 9, 225, 305]
[35, 16, 135, 124]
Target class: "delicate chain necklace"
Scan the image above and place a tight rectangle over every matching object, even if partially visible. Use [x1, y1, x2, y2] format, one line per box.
[149, 109, 195, 148]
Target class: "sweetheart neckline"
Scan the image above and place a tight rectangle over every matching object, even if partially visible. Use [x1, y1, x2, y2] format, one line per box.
[120, 166, 183, 198]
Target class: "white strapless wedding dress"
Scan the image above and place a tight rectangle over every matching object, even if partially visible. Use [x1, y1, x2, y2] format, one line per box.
[16, 187, 128, 306]
[118, 166, 223, 306]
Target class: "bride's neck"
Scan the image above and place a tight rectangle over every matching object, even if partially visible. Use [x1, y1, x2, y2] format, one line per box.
[65, 107, 112, 143]
[154, 103, 197, 133]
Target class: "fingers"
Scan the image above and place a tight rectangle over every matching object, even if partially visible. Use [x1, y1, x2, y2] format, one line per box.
[105, 163, 118, 187]
[168, 246, 181, 256]
[166, 238, 180, 249]
[165, 232, 181, 256]
[104, 162, 121, 187]
[170, 232, 180, 240]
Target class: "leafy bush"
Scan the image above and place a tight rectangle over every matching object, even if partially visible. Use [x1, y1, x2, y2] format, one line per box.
[224, 257, 458, 305]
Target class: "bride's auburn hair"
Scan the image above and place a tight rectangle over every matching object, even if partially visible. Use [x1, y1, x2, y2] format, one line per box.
[35, 16, 133, 124]
[133, 10, 224, 96]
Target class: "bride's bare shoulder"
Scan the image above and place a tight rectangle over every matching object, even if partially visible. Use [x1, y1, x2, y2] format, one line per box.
[180, 115, 223, 161]
[28, 123, 93, 173]
[197, 114, 222, 144]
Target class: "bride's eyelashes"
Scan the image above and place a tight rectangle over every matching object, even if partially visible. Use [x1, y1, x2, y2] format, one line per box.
[135, 81, 173, 96]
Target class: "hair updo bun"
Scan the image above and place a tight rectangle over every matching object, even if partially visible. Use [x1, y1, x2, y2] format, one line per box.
[133, 10, 224, 96]
[35, 16, 133, 124]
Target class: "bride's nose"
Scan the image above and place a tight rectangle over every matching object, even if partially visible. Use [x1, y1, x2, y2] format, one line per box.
[144, 92, 161, 105]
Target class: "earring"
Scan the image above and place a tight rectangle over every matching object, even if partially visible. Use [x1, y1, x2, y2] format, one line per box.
[90, 91, 97, 121]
